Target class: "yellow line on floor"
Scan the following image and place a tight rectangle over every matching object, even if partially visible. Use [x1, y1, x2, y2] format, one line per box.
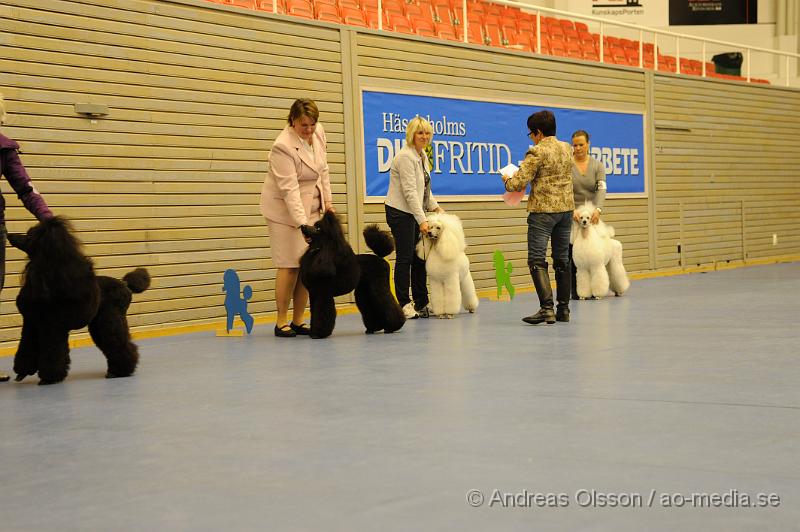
[2, 255, 798, 357]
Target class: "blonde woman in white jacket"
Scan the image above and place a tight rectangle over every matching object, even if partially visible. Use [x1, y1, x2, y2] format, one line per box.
[384, 117, 443, 319]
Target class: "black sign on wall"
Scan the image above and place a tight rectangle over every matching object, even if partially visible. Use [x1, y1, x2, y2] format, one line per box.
[669, 0, 757, 25]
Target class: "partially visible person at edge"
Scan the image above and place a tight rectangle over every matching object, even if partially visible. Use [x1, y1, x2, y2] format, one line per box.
[0, 92, 54, 381]
[260, 98, 334, 338]
[570, 129, 606, 300]
[502, 110, 574, 325]
[385, 116, 444, 320]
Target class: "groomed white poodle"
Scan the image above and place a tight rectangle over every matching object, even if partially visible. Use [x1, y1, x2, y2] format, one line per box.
[571, 201, 630, 299]
[416, 213, 479, 318]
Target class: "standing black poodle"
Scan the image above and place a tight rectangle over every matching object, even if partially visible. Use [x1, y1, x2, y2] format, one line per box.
[299, 212, 405, 338]
[356, 225, 405, 335]
[300, 212, 360, 339]
[8, 216, 150, 384]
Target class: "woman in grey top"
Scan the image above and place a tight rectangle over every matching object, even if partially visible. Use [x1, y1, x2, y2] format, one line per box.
[385, 116, 443, 319]
[570, 129, 606, 299]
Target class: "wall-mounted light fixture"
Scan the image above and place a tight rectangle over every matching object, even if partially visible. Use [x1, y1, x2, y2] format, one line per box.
[74, 103, 109, 117]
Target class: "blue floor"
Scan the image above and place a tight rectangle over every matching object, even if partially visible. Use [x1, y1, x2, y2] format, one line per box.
[1, 263, 798, 531]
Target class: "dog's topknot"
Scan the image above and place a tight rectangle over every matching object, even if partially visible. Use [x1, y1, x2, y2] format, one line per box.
[363, 225, 394, 258]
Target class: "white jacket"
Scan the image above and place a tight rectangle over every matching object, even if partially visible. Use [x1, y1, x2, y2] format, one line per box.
[385, 145, 439, 224]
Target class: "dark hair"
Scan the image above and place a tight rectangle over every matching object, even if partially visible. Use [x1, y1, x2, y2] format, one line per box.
[527, 110, 556, 137]
[287, 98, 319, 125]
[572, 129, 590, 142]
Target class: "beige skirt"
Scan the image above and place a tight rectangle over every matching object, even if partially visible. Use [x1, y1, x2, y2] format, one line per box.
[267, 198, 322, 268]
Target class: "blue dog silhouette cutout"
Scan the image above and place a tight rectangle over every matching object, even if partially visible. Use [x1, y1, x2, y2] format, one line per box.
[223, 269, 254, 334]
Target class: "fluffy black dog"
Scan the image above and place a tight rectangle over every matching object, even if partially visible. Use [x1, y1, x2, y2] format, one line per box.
[300, 212, 405, 338]
[355, 225, 405, 335]
[8, 216, 150, 384]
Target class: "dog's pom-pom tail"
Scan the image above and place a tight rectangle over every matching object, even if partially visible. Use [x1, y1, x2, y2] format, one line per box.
[363, 225, 395, 257]
[123, 268, 151, 293]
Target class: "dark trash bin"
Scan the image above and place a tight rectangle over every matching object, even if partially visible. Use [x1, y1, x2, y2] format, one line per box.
[712, 52, 743, 76]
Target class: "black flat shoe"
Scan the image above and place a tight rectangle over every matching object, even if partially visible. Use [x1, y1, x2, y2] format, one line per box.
[290, 322, 311, 336]
[274, 324, 296, 338]
[0, 372, 10, 382]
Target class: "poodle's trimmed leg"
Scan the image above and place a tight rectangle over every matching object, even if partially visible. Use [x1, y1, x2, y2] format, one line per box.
[428, 280, 445, 317]
[13, 319, 39, 381]
[608, 259, 630, 296]
[576, 269, 592, 299]
[460, 268, 479, 313]
[607, 244, 630, 296]
[89, 308, 139, 379]
[35, 325, 71, 385]
[442, 274, 462, 316]
[309, 289, 336, 339]
[590, 265, 610, 299]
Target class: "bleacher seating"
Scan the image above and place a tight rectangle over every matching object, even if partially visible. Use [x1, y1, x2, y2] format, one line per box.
[207, 0, 769, 85]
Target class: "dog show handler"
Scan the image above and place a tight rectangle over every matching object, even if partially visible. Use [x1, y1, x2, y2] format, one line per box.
[260, 98, 334, 338]
[570, 129, 607, 300]
[502, 110, 574, 326]
[384, 116, 444, 320]
[0, 92, 53, 382]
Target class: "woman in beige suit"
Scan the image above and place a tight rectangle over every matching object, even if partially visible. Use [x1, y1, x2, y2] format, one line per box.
[260, 99, 334, 337]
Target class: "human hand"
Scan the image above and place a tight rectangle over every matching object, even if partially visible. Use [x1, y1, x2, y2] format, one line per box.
[420, 221, 430, 235]
[591, 209, 601, 224]
[326, 205, 336, 214]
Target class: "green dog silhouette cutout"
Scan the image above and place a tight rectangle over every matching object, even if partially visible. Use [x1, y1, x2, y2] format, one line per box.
[493, 250, 515, 300]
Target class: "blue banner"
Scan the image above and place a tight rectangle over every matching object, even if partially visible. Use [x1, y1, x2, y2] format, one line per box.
[362, 90, 646, 199]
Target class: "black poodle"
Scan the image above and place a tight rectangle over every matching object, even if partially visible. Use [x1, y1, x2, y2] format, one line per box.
[300, 212, 405, 339]
[8, 216, 150, 385]
[355, 225, 405, 335]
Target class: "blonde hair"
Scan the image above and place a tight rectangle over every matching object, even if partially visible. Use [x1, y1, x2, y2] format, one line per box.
[405, 116, 433, 147]
[0, 93, 6, 125]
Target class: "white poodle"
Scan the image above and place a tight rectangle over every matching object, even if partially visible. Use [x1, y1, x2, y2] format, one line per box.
[571, 201, 630, 299]
[416, 213, 479, 318]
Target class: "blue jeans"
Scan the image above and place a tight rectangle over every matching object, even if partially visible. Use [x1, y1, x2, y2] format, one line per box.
[527, 211, 572, 270]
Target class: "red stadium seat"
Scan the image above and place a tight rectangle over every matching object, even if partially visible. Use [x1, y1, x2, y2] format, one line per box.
[505, 30, 533, 52]
[566, 41, 582, 59]
[341, 7, 367, 27]
[225, 0, 256, 8]
[550, 38, 567, 57]
[563, 27, 580, 42]
[435, 22, 459, 41]
[286, 0, 314, 18]
[546, 24, 564, 39]
[465, 23, 484, 44]
[559, 19, 574, 30]
[484, 22, 503, 46]
[414, 18, 437, 37]
[315, 3, 341, 23]
[516, 11, 536, 32]
[388, 13, 414, 33]
[575, 21, 588, 33]
[256, 0, 285, 12]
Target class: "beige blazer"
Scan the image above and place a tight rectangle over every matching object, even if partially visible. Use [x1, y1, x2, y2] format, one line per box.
[260, 123, 333, 227]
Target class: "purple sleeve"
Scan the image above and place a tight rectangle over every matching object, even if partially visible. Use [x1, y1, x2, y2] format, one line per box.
[1, 147, 53, 221]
